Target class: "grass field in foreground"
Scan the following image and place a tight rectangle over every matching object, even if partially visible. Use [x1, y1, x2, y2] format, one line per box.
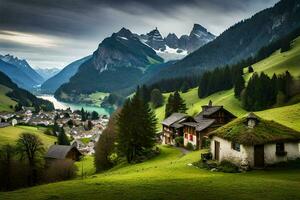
[2, 146, 300, 200]
[0, 125, 56, 148]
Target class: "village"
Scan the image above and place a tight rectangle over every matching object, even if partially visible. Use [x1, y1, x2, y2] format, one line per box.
[162, 101, 300, 170]
[0, 107, 109, 155]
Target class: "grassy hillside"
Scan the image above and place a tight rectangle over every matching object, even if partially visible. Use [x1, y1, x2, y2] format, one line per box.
[155, 88, 300, 131]
[2, 146, 300, 199]
[0, 125, 56, 148]
[155, 37, 300, 131]
[0, 84, 17, 112]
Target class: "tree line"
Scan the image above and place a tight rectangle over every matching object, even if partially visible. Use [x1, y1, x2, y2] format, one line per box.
[237, 71, 298, 111]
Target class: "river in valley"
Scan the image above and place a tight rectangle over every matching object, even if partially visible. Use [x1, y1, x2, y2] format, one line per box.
[37, 95, 113, 116]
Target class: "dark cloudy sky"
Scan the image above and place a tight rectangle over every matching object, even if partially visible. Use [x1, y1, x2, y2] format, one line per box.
[0, 0, 278, 69]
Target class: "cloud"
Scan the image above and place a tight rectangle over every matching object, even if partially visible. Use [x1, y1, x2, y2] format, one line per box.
[0, 0, 279, 68]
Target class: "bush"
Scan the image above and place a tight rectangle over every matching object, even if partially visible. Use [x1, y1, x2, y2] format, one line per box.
[45, 159, 78, 182]
[186, 142, 194, 151]
[218, 160, 239, 173]
[44, 128, 53, 136]
[175, 136, 183, 147]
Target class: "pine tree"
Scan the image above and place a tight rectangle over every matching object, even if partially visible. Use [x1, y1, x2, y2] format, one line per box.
[81, 108, 86, 121]
[117, 94, 157, 163]
[173, 91, 187, 114]
[91, 111, 99, 120]
[248, 66, 254, 73]
[234, 74, 245, 98]
[151, 89, 163, 108]
[165, 92, 187, 118]
[165, 94, 174, 118]
[57, 127, 70, 145]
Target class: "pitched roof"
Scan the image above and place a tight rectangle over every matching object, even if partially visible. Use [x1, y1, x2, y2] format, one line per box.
[45, 145, 81, 159]
[195, 119, 216, 132]
[195, 106, 222, 121]
[183, 119, 216, 132]
[162, 113, 188, 126]
[209, 115, 300, 145]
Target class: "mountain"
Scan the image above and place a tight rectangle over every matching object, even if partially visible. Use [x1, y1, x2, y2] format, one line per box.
[0, 54, 44, 90]
[0, 71, 54, 112]
[35, 67, 60, 80]
[139, 24, 215, 61]
[55, 28, 163, 101]
[154, 0, 300, 80]
[41, 56, 92, 93]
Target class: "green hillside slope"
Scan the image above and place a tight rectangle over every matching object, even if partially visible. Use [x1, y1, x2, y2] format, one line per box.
[0, 84, 17, 111]
[155, 36, 300, 131]
[2, 146, 300, 200]
[0, 125, 56, 148]
[244, 36, 300, 80]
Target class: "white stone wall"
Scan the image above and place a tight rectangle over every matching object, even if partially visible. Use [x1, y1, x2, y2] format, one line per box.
[210, 136, 254, 166]
[210, 136, 300, 167]
[264, 143, 300, 164]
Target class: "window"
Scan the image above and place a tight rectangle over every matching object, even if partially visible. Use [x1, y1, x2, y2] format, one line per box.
[232, 142, 240, 152]
[189, 134, 193, 141]
[185, 134, 188, 139]
[276, 143, 287, 156]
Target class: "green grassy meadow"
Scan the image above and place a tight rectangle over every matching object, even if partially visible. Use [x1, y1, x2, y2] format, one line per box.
[155, 37, 300, 131]
[2, 146, 300, 200]
[0, 125, 56, 148]
[0, 85, 17, 112]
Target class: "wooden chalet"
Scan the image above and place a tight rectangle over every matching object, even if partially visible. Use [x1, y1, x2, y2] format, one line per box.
[182, 101, 236, 149]
[45, 145, 82, 162]
[161, 113, 194, 145]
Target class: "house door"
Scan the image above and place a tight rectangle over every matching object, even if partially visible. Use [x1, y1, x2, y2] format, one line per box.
[215, 141, 220, 161]
[254, 145, 264, 168]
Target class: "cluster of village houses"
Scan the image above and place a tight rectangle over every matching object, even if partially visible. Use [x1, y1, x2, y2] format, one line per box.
[162, 101, 300, 169]
[0, 107, 109, 157]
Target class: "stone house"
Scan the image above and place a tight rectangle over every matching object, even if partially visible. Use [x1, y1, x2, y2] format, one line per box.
[209, 113, 300, 168]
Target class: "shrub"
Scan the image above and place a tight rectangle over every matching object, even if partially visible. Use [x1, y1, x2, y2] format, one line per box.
[175, 136, 183, 147]
[186, 142, 194, 151]
[218, 160, 239, 173]
[44, 128, 53, 136]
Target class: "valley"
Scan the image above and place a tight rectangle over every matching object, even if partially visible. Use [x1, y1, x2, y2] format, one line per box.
[38, 94, 112, 116]
[0, 0, 300, 199]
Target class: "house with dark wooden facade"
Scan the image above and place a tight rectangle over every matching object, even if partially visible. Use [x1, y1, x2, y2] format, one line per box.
[45, 145, 82, 162]
[162, 113, 194, 145]
[161, 101, 236, 149]
[182, 102, 236, 149]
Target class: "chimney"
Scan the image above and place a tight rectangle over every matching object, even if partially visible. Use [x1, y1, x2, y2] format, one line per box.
[247, 113, 259, 128]
[208, 100, 212, 107]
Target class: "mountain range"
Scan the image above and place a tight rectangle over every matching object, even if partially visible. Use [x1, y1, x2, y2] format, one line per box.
[53, 0, 300, 100]
[0, 54, 44, 91]
[138, 24, 215, 61]
[154, 0, 300, 80]
[54, 28, 163, 101]
[35, 67, 60, 80]
[41, 56, 91, 93]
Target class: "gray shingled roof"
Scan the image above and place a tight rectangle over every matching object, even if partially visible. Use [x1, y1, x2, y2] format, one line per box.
[45, 145, 81, 159]
[195, 119, 216, 132]
[195, 106, 222, 121]
[183, 119, 215, 132]
[162, 113, 188, 126]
